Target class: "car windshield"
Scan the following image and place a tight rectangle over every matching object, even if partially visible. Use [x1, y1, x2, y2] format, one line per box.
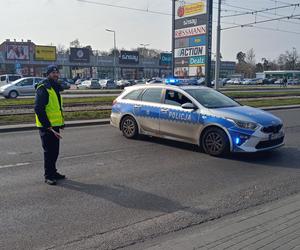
[185, 88, 240, 109]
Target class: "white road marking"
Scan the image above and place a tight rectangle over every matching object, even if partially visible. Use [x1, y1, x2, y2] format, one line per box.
[0, 162, 30, 169]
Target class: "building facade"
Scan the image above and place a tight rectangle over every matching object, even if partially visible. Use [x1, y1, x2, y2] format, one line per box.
[0, 39, 235, 80]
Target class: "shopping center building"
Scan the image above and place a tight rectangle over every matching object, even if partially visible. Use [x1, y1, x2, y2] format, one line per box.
[0, 39, 236, 80]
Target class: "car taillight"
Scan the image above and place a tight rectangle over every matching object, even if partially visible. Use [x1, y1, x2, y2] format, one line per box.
[112, 99, 117, 105]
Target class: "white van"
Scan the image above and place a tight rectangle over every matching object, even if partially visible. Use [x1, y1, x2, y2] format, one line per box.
[0, 74, 22, 86]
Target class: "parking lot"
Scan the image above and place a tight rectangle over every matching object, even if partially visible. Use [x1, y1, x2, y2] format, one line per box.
[1, 108, 300, 249]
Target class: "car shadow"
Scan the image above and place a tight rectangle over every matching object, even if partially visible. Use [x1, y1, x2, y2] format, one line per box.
[226, 147, 300, 169]
[138, 135, 201, 152]
[60, 180, 207, 215]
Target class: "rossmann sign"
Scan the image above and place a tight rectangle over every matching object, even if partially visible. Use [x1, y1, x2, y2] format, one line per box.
[175, 25, 206, 38]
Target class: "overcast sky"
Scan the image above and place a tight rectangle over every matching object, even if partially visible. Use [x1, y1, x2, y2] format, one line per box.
[1, 0, 300, 62]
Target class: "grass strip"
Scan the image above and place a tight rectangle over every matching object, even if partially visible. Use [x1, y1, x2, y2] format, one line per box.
[225, 91, 300, 99]
[240, 98, 300, 107]
[0, 110, 111, 125]
[0, 96, 116, 106]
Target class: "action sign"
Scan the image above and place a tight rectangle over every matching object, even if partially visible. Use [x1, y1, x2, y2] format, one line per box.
[172, 0, 212, 83]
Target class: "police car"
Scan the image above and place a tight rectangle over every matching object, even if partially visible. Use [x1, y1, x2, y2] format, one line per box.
[110, 81, 284, 156]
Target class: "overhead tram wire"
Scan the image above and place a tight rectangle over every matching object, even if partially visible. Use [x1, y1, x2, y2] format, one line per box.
[219, 1, 300, 25]
[77, 0, 171, 16]
[222, 14, 300, 30]
[221, 20, 300, 34]
[78, 0, 300, 36]
[221, 3, 300, 18]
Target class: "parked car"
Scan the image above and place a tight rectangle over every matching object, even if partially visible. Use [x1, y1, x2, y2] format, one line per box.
[134, 79, 146, 84]
[77, 79, 101, 89]
[0, 77, 45, 98]
[116, 79, 130, 89]
[77, 80, 91, 89]
[0, 74, 22, 86]
[146, 78, 163, 84]
[111, 83, 285, 156]
[99, 79, 117, 89]
[288, 79, 300, 85]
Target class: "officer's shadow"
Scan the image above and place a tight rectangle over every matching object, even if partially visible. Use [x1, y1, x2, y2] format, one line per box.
[60, 180, 206, 215]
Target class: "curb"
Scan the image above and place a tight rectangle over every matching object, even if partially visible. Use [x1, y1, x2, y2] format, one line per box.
[1, 105, 300, 133]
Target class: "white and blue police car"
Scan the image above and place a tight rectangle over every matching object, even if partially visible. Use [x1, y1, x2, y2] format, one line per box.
[110, 80, 284, 156]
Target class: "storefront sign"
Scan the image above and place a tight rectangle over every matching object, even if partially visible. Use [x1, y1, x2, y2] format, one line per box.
[6, 43, 29, 60]
[35, 45, 56, 61]
[119, 51, 139, 64]
[160, 53, 172, 66]
[70, 48, 90, 63]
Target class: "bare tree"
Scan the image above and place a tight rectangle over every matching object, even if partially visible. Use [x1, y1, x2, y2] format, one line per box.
[246, 48, 256, 66]
[278, 47, 299, 70]
[70, 39, 81, 48]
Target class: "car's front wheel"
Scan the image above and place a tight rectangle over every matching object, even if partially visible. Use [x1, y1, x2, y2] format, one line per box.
[121, 116, 138, 139]
[202, 127, 229, 156]
[8, 90, 18, 99]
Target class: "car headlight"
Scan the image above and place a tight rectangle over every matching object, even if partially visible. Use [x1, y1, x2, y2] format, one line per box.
[227, 118, 259, 130]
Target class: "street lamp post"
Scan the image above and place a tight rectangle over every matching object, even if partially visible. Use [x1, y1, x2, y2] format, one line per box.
[139, 43, 150, 57]
[215, 0, 221, 90]
[105, 29, 117, 80]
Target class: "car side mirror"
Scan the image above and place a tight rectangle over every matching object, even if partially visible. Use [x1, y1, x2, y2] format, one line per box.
[181, 102, 197, 110]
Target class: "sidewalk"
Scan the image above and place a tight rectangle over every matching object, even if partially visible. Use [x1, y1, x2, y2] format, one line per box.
[138, 193, 300, 250]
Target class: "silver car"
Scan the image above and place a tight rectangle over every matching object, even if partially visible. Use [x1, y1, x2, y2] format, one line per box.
[110, 84, 285, 156]
[0, 77, 45, 98]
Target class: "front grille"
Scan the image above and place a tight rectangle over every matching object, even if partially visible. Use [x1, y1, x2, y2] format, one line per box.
[261, 124, 283, 133]
[255, 137, 284, 149]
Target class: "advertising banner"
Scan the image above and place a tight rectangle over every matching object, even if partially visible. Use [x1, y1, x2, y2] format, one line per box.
[35, 45, 56, 61]
[175, 46, 206, 58]
[6, 44, 29, 60]
[160, 53, 172, 66]
[119, 51, 139, 64]
[174, 66, 205, 77]
[70, 48, 90, 63]
[175, 0, 206, 19]
[175, 15, 208, 30]
[175, 25, 206, 39]
[172, 0, 212, 84]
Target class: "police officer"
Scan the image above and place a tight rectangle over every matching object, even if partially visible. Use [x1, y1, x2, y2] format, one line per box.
[35, 65, 65, 185]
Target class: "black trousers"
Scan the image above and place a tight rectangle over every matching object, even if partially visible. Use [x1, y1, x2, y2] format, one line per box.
[39, 127, 60, 179]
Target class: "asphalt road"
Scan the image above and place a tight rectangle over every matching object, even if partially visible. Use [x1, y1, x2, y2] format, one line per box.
[1, 109, 300, 250]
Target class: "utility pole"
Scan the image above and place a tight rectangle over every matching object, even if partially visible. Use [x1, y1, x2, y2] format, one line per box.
[215, 0, 221, 90]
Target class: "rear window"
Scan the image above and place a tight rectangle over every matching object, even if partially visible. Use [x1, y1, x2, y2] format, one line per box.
[141, 88, 162, 103]
[8, 75, 21, 81]
[123, 89, 144, 101]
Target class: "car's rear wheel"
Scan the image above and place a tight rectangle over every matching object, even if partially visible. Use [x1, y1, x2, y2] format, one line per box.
[121, 116, 138, 139]
[8, 90, 18, 99]
[202, 127, 229, 156]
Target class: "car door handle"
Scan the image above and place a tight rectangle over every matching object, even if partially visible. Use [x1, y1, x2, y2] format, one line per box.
[161, 108, 169, 112]
[134, 105, 141, 108]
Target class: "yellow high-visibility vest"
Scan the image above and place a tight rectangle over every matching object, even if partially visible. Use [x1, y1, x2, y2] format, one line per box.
[35, 84, 64, 127]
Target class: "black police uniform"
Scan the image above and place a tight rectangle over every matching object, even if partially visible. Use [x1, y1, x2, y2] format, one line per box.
[34, 79, 64, 180]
